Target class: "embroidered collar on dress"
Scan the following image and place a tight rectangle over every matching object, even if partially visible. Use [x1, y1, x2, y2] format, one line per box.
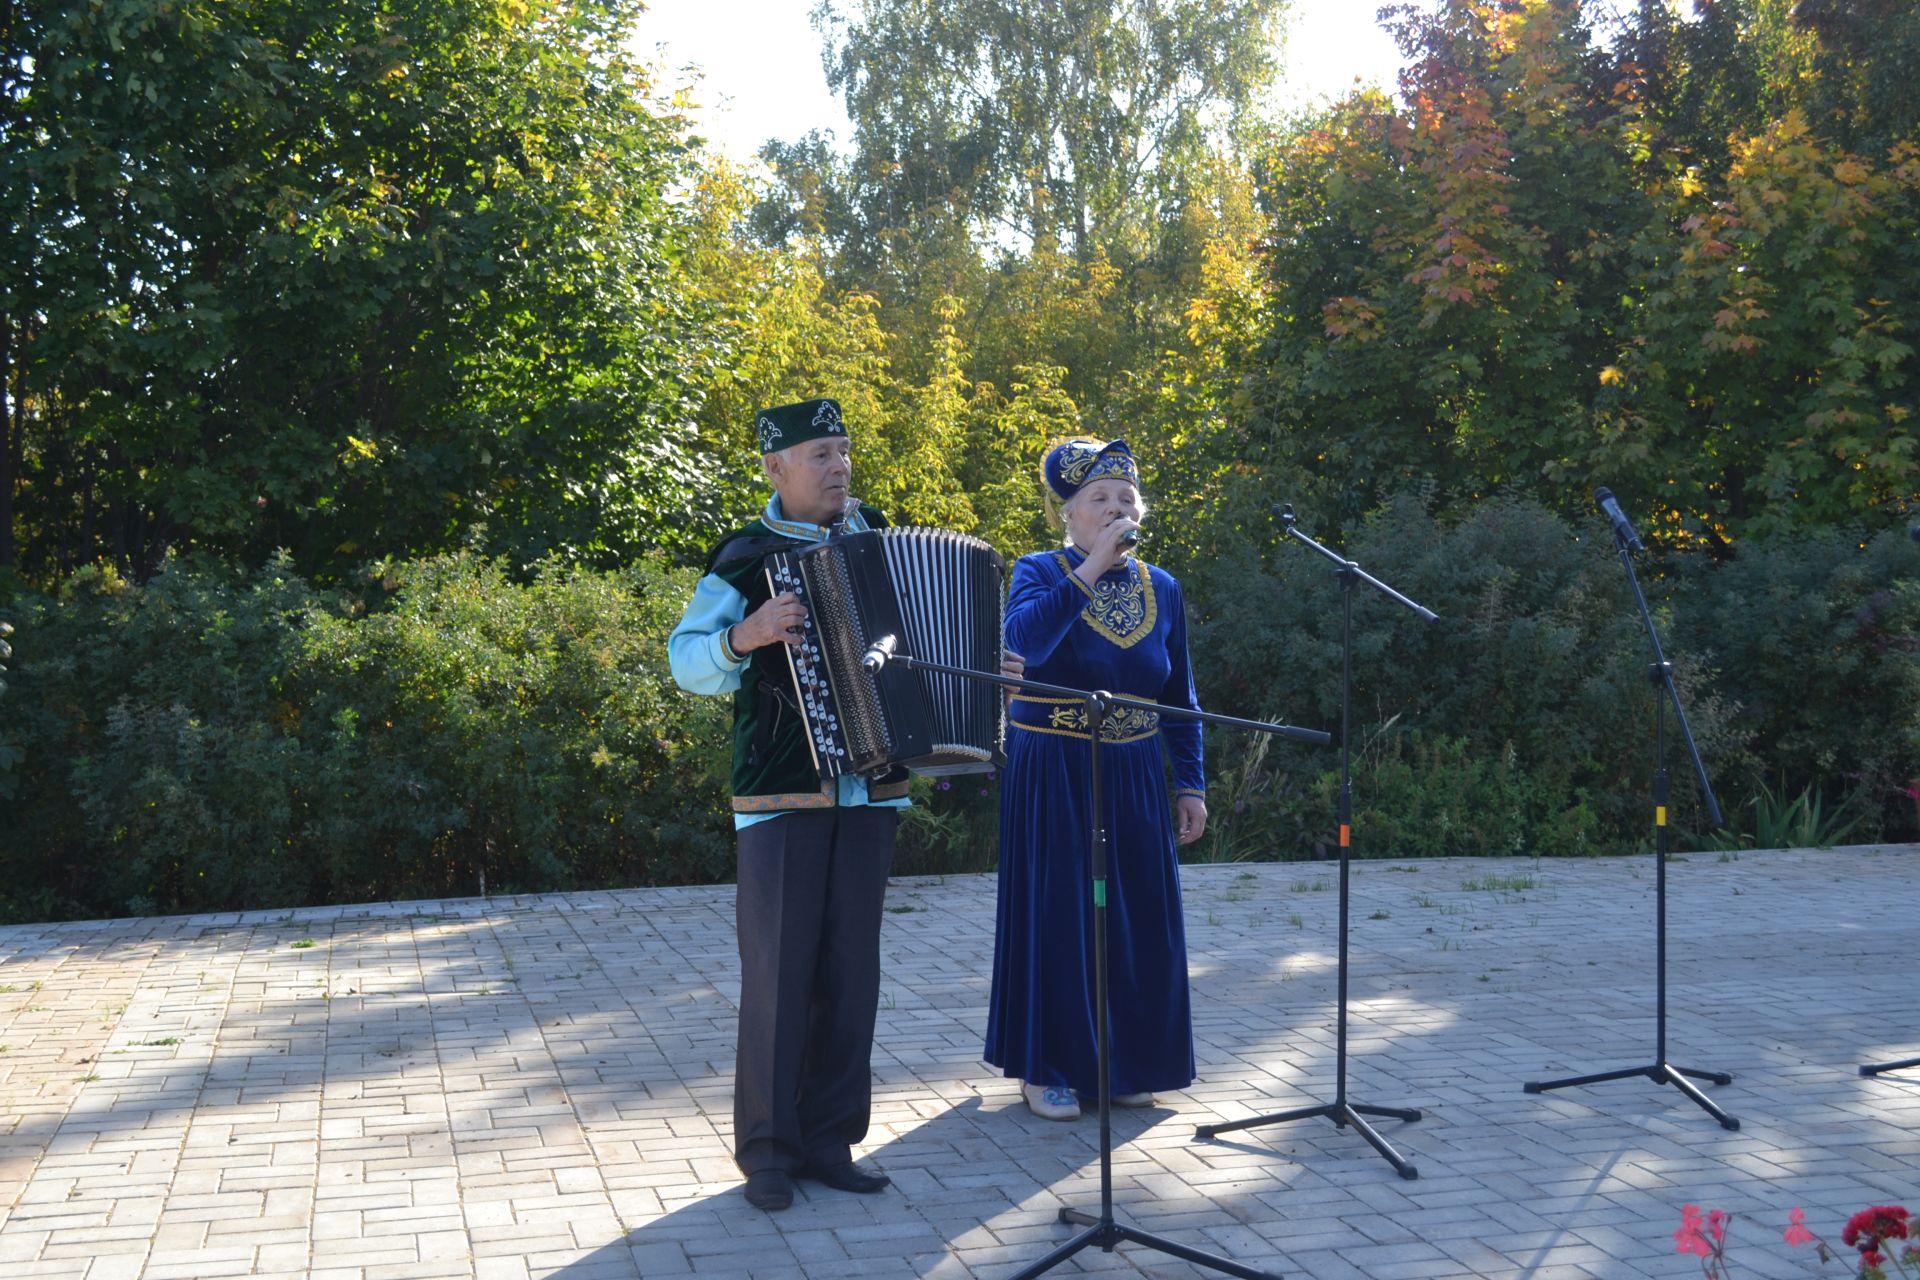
[1053, 548, 1156, 649]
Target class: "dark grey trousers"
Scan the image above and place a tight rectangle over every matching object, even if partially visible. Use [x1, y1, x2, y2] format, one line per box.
[733, 806, 897, 1175]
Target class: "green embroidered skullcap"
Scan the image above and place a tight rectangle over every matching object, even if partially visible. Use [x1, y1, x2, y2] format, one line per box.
[756, 398, 847, 454]
[1042, 438, 1139, 502]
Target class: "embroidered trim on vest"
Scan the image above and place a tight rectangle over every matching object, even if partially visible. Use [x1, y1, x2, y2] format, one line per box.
[731, 784, 837, 813]
[868, 778, 911, 802]
[1054, 553, 1156, 648]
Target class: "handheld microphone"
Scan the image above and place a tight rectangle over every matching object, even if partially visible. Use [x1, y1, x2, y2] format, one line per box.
[1119, 527, 1141, 548]
[1594, 487, 1645, 553]
[861, 633, 897, 674]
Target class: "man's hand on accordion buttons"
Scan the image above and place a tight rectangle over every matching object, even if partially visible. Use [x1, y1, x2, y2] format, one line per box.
[733, 591, 808, 653]
[999, 649, 1025, 703]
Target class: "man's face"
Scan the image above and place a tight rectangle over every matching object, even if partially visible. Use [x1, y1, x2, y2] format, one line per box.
[764, 436, 853, 526]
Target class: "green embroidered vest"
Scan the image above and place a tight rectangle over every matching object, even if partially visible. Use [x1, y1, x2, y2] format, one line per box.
[705, 505, 911, 811]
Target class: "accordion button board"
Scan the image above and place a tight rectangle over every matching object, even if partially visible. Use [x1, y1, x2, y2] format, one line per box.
[766, 527, 1006, 780]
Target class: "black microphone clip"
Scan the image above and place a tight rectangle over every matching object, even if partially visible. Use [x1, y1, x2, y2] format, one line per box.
[861, 634, 898, 674]
[1269, 502, 1297, 528]
[1594, 487, 1646, 553]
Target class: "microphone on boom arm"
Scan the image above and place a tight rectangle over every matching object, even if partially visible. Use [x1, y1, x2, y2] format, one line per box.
[861, 633, 898, 674]
[1594, 486, 1646, 553]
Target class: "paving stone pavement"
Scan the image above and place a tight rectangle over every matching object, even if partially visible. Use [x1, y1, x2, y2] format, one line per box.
[0, 845, 1915, 1279]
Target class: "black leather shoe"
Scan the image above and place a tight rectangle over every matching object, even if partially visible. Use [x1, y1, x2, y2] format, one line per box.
[795, 1160, 890, 1194]
[743, 1169, 794, 1211]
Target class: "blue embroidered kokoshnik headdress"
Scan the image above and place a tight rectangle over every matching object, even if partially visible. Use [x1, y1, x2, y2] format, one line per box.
[1041, 438, 1140, 503]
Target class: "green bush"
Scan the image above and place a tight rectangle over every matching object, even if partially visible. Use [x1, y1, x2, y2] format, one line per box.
[1324, 732, 1603, 860]
[1671, 526, 1920, 845]
[1180, 493, 1756, 858]
[0, 553, 734, 922]
[894, 772, 1001, 876]
[0, 495, 1910, 922]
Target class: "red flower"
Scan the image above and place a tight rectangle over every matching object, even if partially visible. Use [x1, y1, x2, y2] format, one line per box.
[1784, 1206, 1816, 1247]
[1843, 1205, 1911, 1253]
[1676, 1204, 1714, 1257]
[1708, 1209, 1729, 1243]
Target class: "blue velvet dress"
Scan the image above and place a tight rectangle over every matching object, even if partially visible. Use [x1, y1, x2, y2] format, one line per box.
[984, 545, 1204, 1097]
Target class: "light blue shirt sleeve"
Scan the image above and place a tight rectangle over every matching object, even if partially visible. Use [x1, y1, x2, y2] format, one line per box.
[668, 572, 750, 695]
[669, 568, 910, 830]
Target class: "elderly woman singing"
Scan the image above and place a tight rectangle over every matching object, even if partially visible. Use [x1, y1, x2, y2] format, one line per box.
[984, 438, 1208, 1121]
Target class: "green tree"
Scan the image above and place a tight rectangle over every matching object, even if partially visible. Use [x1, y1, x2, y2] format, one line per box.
[1255, 1, 1648, 526]
[1250, 0, 1919, 543]
[744, 0, 1289, 455]
[2, 0, 705, 584]
[813, 0, 1286, 259]
[1603, 112, 1920, 540]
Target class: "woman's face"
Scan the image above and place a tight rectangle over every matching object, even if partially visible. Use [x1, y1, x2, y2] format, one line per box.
[1063, 478, 1142, 550]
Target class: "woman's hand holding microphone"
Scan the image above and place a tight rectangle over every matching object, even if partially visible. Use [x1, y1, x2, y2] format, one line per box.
[1072, 516, 1141, 589]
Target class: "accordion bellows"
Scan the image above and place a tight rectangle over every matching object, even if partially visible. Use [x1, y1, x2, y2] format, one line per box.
[767, 528, 1006, 779]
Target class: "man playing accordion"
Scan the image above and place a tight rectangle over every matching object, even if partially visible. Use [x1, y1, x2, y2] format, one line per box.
[668, 398, 903, 1212]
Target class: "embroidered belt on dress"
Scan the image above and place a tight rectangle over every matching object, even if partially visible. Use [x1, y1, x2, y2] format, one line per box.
[1008, 695, 1160, 743]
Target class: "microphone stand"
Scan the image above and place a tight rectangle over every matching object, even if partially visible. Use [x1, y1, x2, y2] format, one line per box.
[878, 648, 1329, 1280]
[1522, 520, 1740, 1129]
[1194, 505, 1432, 1180]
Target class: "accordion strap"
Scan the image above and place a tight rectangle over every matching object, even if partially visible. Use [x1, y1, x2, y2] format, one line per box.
[706, 531, 799, 574]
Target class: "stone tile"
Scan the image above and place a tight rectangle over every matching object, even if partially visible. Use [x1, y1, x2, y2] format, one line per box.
[0, 849, 1912, 1278]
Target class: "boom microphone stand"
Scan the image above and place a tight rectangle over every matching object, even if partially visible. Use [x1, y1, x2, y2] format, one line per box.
[1523, 491, 1739, 1130]
[1194, 504, 1433, 1180]
[873, 644, 1329, 1280]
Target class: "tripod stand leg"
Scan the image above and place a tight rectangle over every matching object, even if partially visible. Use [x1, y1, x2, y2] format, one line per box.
[1673, 1064, 1734, 1086]
[1194, 1101, 1418, 1180]
[1108, 1225, 1284, 1279]
[1656, 1064, 1740, 1130]
[1337, 1105, 1419, 1180]
[1195, 1102, 1335, 1140]
[1524, 1064, 1655, 1093]
[1004, 1222, 1109, 1280]
[1860, 1056, 1920, 1077]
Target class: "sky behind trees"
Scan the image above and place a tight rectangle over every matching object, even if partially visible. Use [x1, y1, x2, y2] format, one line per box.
[635, 0, 1412, 158]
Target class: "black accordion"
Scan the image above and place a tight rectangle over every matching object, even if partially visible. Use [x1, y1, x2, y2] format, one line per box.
[766, 527, 1006, 779]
